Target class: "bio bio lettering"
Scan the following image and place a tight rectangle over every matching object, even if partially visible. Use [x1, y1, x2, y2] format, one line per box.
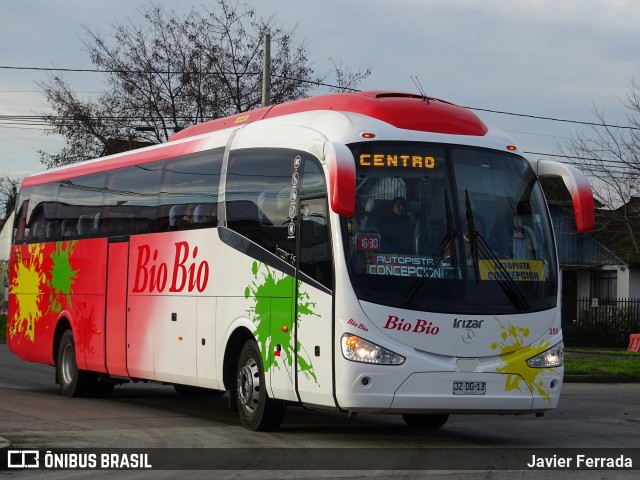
[133, 241, 209, 293]
[383, 315, 439, 335]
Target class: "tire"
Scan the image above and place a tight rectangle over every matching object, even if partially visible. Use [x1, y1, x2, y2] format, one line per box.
[57, 329, 114, 398]
[402, 413, 449, 430]
[236, 339, 285, 431]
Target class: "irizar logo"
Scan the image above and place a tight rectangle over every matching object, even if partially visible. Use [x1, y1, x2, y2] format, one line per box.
[453, 318, 484, 329]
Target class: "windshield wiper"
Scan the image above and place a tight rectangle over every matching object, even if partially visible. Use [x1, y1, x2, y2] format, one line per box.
[402, 191, 457, 307]
[464, 190, 529, 311]
[464, 190, 481, 283]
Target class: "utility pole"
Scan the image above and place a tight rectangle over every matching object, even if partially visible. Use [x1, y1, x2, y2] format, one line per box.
[262, 33, 271, 107]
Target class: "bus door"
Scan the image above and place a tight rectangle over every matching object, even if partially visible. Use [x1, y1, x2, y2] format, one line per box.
[105, 238, 129, 377]
[295, 196, 335, 407]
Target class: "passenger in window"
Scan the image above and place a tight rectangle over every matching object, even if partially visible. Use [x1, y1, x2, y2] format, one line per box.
[512, 201, 537, 259]
[377, 196, 415, 254]
[183, 204, 195, 225]
[193, 204, 216, 226]
[169, 204, 192, 230]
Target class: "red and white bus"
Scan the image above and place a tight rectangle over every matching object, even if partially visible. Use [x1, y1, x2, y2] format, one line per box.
[7, 91, 594, 430]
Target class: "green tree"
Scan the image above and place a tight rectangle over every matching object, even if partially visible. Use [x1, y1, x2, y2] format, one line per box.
[38, 0, 370, 168]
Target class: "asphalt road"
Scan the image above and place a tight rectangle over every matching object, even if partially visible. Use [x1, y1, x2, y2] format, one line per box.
[1, 343, 639, 479]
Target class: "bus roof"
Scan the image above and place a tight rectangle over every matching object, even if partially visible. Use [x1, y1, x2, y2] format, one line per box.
[169, 91, 488, 141]
[22, 91, 488, 188]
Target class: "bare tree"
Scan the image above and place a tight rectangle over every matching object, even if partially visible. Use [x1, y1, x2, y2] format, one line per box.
[560, 80, 640, 261]
[38, 0, 370, 169]
[0, 176, 21, 230]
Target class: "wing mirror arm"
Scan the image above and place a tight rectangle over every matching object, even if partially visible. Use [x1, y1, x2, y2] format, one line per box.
[531, 159, 595, 233]
[325, 142, 355, 217]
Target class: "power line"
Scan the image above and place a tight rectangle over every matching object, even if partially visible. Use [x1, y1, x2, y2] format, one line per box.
[0, 65, 212, 74]
[0, 124, 54, 131]
[504, 128, 571, 140]
[1, 64, 639, 175]
[1, 115, 638, 170]
[524, 150, 639, 167]
[0, 64, 636, 128]
[0, 64, 359, 92]
[465, 106, 640, 131]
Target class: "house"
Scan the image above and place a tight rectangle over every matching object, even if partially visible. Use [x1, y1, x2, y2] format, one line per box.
[542, 178, 640, 345]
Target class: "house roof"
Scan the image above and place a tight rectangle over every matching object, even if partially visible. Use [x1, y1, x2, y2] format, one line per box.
[541, 177, 639, 266]
[549, 205, 625, 267]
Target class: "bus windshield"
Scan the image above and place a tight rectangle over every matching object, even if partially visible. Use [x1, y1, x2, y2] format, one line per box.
[343, 141, 557, 315]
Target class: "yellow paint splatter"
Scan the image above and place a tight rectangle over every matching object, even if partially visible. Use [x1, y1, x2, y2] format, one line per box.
[10, 244, 47, 342]
[491, 317, 554, 402]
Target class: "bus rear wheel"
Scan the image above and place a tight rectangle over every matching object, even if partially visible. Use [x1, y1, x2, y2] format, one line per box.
[236, 339, 285, 431]
[57, 329, 113, 398]
[402, 413, 449, 430]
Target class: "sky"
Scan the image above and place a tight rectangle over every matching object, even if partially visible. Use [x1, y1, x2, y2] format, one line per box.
[1, 0, 639, 179]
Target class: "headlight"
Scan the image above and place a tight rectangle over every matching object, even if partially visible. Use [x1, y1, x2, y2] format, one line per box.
[527, 342, 564, 368]
[341, 334, 405, 365]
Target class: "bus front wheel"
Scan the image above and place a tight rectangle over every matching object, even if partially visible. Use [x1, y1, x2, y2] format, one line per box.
[402, 413, 449, 429]
[236, 339, 285, 431]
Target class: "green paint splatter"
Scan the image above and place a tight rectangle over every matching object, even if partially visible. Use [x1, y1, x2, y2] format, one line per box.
[245, 261, 319, 385]
[491, 316, 554, 401]
[48, 241, 78, 313]
[296, 281, 320, 384]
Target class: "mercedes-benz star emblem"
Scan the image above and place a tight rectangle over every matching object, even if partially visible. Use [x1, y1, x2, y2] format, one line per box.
[462, 329, 475, 344]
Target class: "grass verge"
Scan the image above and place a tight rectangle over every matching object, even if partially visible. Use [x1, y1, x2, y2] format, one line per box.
[565, 348, 640, 376]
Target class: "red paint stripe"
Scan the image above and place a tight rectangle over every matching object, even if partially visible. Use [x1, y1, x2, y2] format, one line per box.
[22, 138, 207, 188]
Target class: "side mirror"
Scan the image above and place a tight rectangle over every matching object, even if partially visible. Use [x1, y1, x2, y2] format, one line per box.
[325, 143, 355, 217]
[532, 159, 594, 233]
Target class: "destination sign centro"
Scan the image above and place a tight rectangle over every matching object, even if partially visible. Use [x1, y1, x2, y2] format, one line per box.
[359, 153, 436, 169]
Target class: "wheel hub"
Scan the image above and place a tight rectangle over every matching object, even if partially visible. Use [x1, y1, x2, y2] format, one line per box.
[237, 361, 259, 412]
[60, 343, 75, 386]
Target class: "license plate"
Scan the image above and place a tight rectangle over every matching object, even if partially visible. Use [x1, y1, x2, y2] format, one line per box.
[453, 381, 486, 395]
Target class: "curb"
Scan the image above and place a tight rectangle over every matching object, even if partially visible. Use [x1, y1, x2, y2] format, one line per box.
[564, 375, 640, 383]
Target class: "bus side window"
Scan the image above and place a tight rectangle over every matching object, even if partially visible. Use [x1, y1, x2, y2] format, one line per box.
[103, 165, 161, 237]
[158, 150, 222, 232]
[23, 183, 58, 244]
[298, 158, 332, 288]
[299, 156, 326, 196]
[226, 149, 306, 259]
[55, 174, 105, 240]
[299, 198, 332, 290]
[12, 193, 30, 245]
